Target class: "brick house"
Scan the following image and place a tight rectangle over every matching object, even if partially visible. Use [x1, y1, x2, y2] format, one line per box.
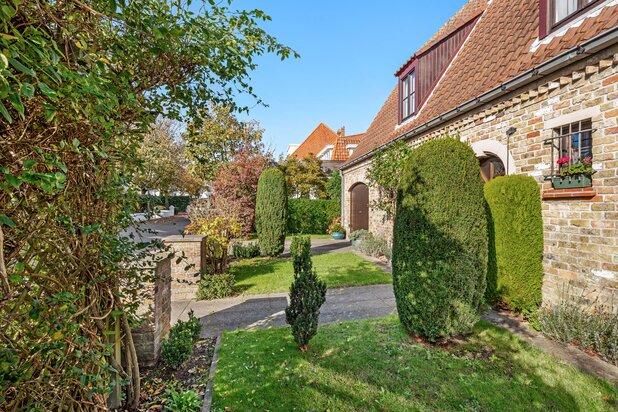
[340, 0, 618, 310]
[288, 122, 365, 172]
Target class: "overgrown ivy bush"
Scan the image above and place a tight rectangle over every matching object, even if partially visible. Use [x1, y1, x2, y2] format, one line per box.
[232, 242, 261, 259]
[255, 168, 287, 256]
[357, 232, 391, 260]
[484, 175, 543, 313]
[539, 302, 618, 366]
[392, 138, 488, 341]
[287, 198, 340, 234]
[197, 273, 236, 301]
[0, 1, 296, 409]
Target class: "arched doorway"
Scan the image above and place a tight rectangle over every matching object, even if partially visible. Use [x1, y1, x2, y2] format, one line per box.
[349, 183, 369, 232]
[479, 155, 506, 182]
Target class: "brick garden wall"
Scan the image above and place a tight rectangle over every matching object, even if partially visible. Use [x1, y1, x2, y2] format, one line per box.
[133, 255, 172, 368]
[343, 46, 618, 312]
[164, 235, 206, 301]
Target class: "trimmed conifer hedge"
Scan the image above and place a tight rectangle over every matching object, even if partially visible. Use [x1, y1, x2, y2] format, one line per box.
[392, 138, 488, 340]
[255, 168, 287, 257]
[484, 175, 543, 313]
[287, 199, 340, 234]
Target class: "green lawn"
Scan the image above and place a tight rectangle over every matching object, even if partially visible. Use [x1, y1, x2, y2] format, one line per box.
[230, 252, 390, 294]
[286, 233, 333, 240]
[213, 316, 618, 411]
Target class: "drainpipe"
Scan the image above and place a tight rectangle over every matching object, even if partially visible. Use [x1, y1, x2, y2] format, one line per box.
[506, 127, 517, 175]
[340, 169, 345, 233]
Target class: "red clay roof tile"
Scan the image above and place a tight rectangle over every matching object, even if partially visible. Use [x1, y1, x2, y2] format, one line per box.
[344, 0, 618, 168]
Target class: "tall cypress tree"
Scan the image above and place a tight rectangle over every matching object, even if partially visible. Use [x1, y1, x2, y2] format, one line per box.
[255, 168, 287, 256]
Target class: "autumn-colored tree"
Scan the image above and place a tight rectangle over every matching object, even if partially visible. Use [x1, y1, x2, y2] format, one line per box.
[134, 118, 185, 195]
[185, 104, 265, 182]
[283, 155, 327, 198]
[211, 150, 272, 234]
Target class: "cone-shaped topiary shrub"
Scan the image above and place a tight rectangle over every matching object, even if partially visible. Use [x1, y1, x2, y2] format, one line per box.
[392, 137, 488, 341]
[255, 168, 287, 256]
[484, 175, 543, 314]
[286, 236, 326, 351]
[290, 235, 312, 274]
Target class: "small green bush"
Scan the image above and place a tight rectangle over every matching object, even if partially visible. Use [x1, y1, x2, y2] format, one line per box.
[232, 242, 260, 259]
[160, 328, 193, 369]
[325, 171, 342, 203]
[173, 309, 201, 342]
[539, 302, 618, 366]
[140, 195, 192, 212]
[197, 273, 235, 301]
[484, 175, 543, 313]
[285, 238, 326, 351]
[255, 168, 287, 256]
[392, 138, 488, 341]
[290, 235, 312, 274]
[287, 198, 340, 234]
[357, 232, 391, 260]
[164, 388, 202, 412]
[349, 229, 369, 242]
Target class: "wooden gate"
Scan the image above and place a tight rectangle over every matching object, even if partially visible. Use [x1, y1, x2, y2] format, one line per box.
[349, 183, 369, 232]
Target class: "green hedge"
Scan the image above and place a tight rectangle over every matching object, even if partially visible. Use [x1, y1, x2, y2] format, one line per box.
[484, 175, 543, 313]
[140, 195, 192, 212]
[255, 168, 288, 257]
[287, 199, 340, 234]
[392, 138, 488, 340]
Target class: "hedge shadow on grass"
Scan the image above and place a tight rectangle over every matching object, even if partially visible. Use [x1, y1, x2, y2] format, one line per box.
[212, 318, 617, 411]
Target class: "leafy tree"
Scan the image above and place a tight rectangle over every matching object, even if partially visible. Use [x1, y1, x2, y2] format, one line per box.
[325, 170, 342, 203]
[392, 138, 487, 341]
[134, 118, 188, 198]
[186, 104, 265, 182]
[283, 155, 327, 198]
[285, 236, 326, 351]
[0, 1, 296, 409]
[255, 168, 287, 256]
[366, 140, 412, 219]
[210, 150, 272, 235]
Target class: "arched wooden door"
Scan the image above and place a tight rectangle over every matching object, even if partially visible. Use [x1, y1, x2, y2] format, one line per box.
[349, 183, 369, 232]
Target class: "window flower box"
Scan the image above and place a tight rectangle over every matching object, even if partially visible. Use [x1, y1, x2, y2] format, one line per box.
[551, 174, 592, 189]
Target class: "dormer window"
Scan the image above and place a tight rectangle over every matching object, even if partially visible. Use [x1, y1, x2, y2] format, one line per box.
[401, 71, 416, 120]
[540, 0, 604, 37]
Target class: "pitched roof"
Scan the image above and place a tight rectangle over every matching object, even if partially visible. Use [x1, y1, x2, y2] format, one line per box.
[345, 0, 618, 168]
[395, 0, 487, 75]
[289, 122, 338, 158]
[332, 132, 365, 161]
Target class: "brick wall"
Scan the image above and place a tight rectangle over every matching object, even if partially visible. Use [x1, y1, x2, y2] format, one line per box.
[164, 235, 206, 301]
[133, 255, 171, 368]
[343, 46, 618, 312]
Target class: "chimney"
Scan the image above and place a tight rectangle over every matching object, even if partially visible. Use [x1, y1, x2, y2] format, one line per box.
[337, 126, 345, 137]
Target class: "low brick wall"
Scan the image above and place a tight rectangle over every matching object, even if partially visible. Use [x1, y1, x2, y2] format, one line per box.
[164, 235, 206, 301]
[133, 256, 172, 368]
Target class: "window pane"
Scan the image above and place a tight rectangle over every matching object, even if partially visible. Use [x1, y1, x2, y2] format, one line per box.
[554, 0, 578, 22]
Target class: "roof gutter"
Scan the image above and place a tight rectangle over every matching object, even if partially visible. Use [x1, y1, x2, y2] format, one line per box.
[343, 25, 618, 171]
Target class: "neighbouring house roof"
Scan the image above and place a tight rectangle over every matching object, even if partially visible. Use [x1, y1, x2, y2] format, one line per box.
[290, 123, 365, 162]
[332, 132, 365, 161]
[289, 122, 339, 158]
[343, 0, 618, 169]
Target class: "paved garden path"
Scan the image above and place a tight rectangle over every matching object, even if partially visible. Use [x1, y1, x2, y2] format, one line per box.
[172, 283, 396, 338]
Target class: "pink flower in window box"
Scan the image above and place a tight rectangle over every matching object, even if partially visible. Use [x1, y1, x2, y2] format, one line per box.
[556, 156, 571, 166]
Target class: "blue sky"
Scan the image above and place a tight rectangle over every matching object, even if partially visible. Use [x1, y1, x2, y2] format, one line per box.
[232, 1, 469, 156]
